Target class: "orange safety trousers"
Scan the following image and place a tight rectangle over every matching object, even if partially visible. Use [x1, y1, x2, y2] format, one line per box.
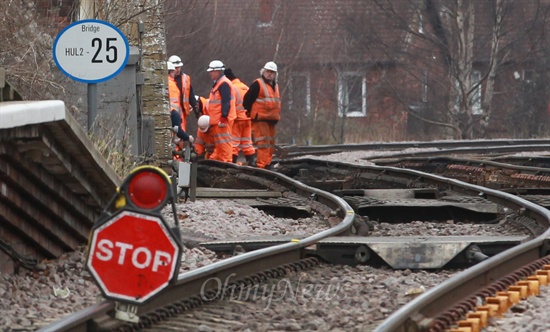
[195, 130, 215, 159]
[251, 121, 276, 169]
[232, 120, 255, 157]
[209, 121, 234, 163]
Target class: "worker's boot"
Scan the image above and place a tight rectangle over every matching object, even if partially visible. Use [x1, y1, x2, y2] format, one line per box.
[232, 155, 238, 163]
[245, 153, 257, 167]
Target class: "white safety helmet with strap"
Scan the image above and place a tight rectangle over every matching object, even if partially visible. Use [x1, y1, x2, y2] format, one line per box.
[263, 61, 277, 72]
[198, 115, 211, 132]
[168, 55, 183, 67]
[167, 61, 176, 71]
[207, 60, 225, 72]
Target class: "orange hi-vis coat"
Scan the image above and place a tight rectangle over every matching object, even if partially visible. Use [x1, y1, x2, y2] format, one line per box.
[229, 78, 255, 157]
[195, 96, 214, 158]
[208, 76, 236, 162]
[250, 78, 281, 168]
[249, 78, 281, 121]
[179, 73, 192, 125]
[198, 96, 209, 115]
[232, 78, 250, 121]
[208, 76, 236, 125]
[195, 129, 215, 159]
[169, 75, 185, 160]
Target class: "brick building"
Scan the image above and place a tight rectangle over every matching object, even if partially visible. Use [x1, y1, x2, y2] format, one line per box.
[166, 0, 550, 143]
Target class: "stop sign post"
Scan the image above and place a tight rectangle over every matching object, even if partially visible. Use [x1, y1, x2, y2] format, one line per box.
[86, 210, 182, 304]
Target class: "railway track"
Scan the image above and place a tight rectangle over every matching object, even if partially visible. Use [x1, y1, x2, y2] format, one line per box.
[277, 139, 550, 159]
[38, 153, 550, 331]
[3, 103, 550, 331]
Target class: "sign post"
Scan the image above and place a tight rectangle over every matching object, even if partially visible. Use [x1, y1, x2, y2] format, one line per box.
[53, 19, 129, 132]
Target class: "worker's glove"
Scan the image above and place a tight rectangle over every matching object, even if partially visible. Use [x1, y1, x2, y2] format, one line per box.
[187, 135, 194, 144]
[218, 117, 228, 128]
[172, 125, 179, 133]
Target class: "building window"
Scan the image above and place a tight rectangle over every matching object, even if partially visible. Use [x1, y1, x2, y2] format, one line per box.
[471, 70, 482, 114]
[289, 72, 311, 115]
[454, 71, 483, 114]
[257, 0, 279, 27]
[338, 72, 366, 117]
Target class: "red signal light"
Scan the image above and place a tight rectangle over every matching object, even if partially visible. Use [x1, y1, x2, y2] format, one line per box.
[127, 169, 168, 210]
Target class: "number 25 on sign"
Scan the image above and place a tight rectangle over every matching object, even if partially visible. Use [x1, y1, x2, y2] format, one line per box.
[53, 19, 129, 83]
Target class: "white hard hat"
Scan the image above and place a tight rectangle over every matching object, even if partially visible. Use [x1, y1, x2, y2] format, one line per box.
[207, 60, 225, 72]
[168, 55, 183, 67]
[167, 61, 176, 71]
[263, 61, 277, 72]
[198, 115, 211, 132]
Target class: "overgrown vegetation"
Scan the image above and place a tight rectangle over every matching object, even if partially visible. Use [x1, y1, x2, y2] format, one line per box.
[0, 1, 170, 177]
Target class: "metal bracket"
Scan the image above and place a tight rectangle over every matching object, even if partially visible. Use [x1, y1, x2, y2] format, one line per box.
[114, 301, 139, 323]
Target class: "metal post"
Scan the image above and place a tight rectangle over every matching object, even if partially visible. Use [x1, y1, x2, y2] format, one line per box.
[87, 83, 98, 133]
[190, 151, 197, 202]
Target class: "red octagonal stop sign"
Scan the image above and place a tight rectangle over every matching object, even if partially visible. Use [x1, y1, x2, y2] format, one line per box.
[86, 210, 181, 304]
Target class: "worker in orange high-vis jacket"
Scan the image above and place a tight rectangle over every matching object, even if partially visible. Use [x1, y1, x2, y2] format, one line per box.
[195, 94, 209, 117]
[206, 60, 236, 163]
[195, 115, 215, 159]
[168, 55, 199, 131]
[167, 61, 194, 161]
[224, 68, 256, 166]
[194, 97, 214, 159]
[243, 61, 281, 169]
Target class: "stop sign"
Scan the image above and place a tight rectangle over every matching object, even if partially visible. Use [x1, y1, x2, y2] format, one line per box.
[86, 210, 181, 304]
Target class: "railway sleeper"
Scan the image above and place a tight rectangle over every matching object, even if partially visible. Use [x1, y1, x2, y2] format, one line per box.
[200, 235, 526, 270]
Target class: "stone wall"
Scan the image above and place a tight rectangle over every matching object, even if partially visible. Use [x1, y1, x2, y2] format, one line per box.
[124, 8, 171, 163]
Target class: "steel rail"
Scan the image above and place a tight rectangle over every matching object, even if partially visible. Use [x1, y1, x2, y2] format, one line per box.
[374, 191, 550, 332]
[39, 160, 356, 331]
[40, 151, 550, 331]
[279, 139, 550, 157]
[286, 158, 550, 332]
[374, 156, 550, 175]
[275, 158, 550, 330]
[363, 144, 550, 161]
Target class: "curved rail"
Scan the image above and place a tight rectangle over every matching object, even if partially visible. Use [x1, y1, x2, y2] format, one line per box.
[36, 149, 550, 331]
[275, 158, 550, 332]
[374, 193, 550, 332]
[279, 139, 550, 158]
[39, 160, 356, 331]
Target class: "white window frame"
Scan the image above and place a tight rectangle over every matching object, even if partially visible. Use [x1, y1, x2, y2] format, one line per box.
[453, 71, 483, 114]
[289, 72, 311, 115]
[338, 72, 367, 118]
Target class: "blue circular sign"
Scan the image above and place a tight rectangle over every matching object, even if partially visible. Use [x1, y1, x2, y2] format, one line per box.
[53, 19, 130, 84]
